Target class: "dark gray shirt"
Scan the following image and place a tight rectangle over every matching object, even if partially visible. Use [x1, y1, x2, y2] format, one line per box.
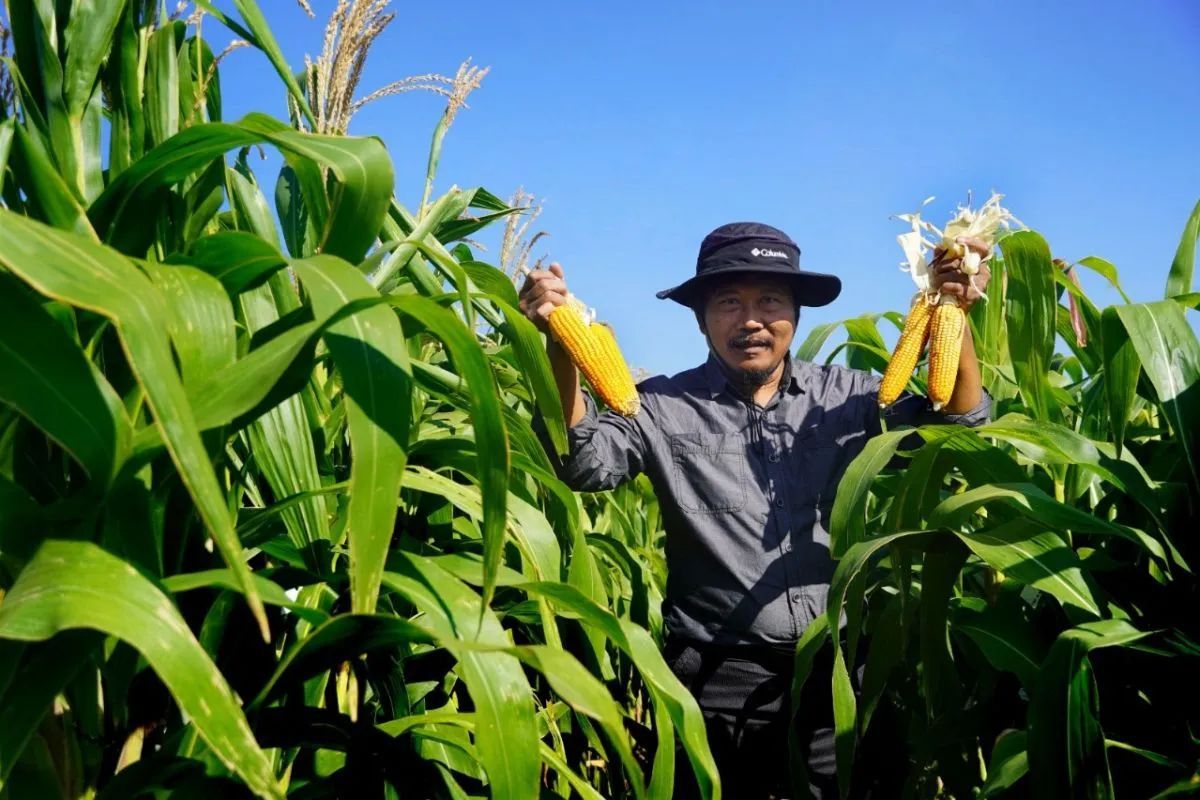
[550, 353, 990, 647]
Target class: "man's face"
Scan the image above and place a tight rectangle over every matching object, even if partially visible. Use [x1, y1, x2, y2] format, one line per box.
[699, 277, 797, 385]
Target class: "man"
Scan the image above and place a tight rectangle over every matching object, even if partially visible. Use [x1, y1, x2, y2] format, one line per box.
[519, 222, 992, 798]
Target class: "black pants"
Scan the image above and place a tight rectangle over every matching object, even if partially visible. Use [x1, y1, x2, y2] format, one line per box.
[665, 637, 862, 800]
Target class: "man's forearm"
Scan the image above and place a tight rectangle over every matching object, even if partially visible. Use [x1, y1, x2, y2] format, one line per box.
[942, 325, 983, 414]
[548, 340, 588, 427]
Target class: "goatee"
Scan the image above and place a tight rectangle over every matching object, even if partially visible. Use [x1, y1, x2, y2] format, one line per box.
[733, 365, 777, 388]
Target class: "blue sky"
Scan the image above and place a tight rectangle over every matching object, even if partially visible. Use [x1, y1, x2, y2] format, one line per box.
[219, 0, 1200, 376]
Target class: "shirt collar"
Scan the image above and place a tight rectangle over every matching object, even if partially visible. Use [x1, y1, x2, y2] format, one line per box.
[703, 352, 806, 400]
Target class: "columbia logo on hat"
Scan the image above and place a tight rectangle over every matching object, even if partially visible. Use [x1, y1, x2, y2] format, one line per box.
[750, 247, 788, 259]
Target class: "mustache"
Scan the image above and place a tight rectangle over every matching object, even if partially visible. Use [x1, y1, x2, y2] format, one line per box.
[729, 333, 773, 349]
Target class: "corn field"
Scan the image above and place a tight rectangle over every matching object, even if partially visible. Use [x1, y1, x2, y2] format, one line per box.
[0, 2, 1196, 799]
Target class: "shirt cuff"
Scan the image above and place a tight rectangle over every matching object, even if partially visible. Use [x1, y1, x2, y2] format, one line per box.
[939, 389, 992, 427]
[532, 390, 600, 454]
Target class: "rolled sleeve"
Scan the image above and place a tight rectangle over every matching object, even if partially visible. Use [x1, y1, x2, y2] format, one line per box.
[882, 388, 992, 430]
[855, 371, 993, 435]
[534, 391, 651, 492]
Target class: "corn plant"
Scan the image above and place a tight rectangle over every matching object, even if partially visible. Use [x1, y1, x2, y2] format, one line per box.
[797, 206, 1200, 798]
[0, 2, 716, 798]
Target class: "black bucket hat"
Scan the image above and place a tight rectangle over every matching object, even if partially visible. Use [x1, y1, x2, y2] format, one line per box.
[656, 221, 842, 309]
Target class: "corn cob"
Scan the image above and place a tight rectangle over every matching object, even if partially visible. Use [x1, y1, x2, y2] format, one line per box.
[878, 293, 934, 407]
[927, 295, 965, 410]
[587, 320, 641, 416]
[548, 299, 640, 417]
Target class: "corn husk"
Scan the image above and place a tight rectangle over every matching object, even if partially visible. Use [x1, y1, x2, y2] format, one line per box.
[893, 192, 1022, 298]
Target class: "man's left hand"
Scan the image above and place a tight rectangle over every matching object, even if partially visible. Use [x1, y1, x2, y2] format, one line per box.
[931, 235, 992, 311]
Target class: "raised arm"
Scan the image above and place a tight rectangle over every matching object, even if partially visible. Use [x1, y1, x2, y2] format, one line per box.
[518, 262, 588, 427]
[519, 263, 651, 491]
[930, 236, 990, 415]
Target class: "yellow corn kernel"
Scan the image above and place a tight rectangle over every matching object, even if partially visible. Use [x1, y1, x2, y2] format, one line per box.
[878, 294, 934, 407]
[548, 303, 640, 417]
[588, 321, 641, 416]
[928, 295, 965, 410]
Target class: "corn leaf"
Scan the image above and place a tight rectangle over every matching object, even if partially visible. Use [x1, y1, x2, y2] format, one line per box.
[90, 114, 391, 263]
[1164, 198, 1200, 299]
[146, 262, 237, 390]
[1001, 231, 1057, 421]
[0, 210, 268, 635]
[0, 632, 101, 787]
[384, 554, 540, 800]
[1112, 301, 1200, 494]
[388, 296, 510, 609]
[185, 231, 289, 294]
[293, 256, 411, 612]
[1028, 620, 1149, 800]
[239, 283, 330, 565]
[0, 541, 283, 800]
[521, 581, 721, 799]
[828, 428, 911, 558]
[959, 519, 1100, 618]
[0, 274, 130, 486]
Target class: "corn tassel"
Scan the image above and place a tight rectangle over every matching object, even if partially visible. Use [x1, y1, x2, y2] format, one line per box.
[928, 295, 965, 410]
[548, 301, 640, 417]
[878, 293, 934, 407]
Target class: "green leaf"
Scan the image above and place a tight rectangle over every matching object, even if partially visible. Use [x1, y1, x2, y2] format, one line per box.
[90, 114, 392, 263]
[146, 262, 237, 390]
[145, 22, 181, 149]
[951, 597, 1042, 688]
[384, 554, 540, 800]
[959, 520, 1100, 618]
[980, 729, 1029, 798]
[511, 646, 646, 799]
[787, 615, 830, 800]
[795, 321, 841, 363]
[0, 541, 283, 800]
[0, 274, 130, 486]
[829, 428, 911, 558]
[521, 581, 720, 799]
[403, 467, 560, 584]
[1165, 198, 1200, 299]
[0, 633, 100, 786]
[928, 482, 1164, 562]
[1112, 301, 1200, 494]
[185, 231, 289, 294]
[0, 210, 268, 635]
[479, 289, 568, 456]
[250, 614, 434, 709]
[389, 296, 509, 609]
[1028, 620, 1149, 800]
[195, 0, 316, 129]
[293, 256, 411, 613]
[1076, 257, 1131, 304]
[9, 126, 95, 237]
[1001, 231, 1057, 421]
[61, 1, 124, 119]
[825, 530, 933, 796]
[1099, 308, 1141, 456]
[238, 282, 330, 564]
[460, 261, 519, 308]
[842, 315, 890, 374]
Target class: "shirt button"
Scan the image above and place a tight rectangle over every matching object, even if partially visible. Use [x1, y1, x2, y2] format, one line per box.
[783, 541, 792, 553]
[768, 453, 780, 463]
[792, 592, 803, 603]
[774, 497, 785, 508]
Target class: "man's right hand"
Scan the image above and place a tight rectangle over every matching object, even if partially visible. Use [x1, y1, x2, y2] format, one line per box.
[518, 262, 588, 426]
[518, 263, 569, 335]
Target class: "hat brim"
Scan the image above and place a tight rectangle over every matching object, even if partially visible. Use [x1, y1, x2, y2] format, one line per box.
[656, 264, 842, 309]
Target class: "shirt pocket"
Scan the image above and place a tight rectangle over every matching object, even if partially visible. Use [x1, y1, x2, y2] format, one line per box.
[669, 432, 748, 514]
[795, 429, 841, 507]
